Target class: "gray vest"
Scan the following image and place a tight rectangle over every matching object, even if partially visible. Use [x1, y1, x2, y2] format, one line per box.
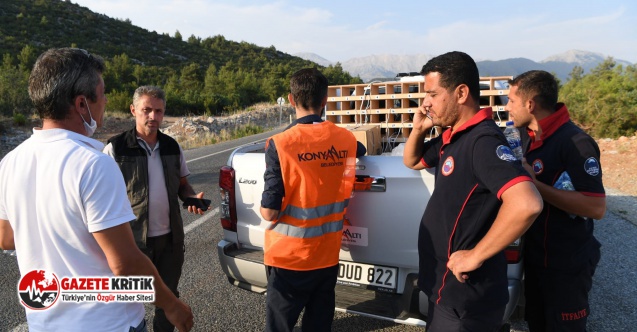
[107, 128, 184, 249]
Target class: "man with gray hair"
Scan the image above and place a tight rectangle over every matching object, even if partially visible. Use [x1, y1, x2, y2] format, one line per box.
[0, 48, 193, 331]
[104, 85, 209, 332]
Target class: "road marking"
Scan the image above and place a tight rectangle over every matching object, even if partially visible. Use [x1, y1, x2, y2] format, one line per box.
[184, 207, 219, 234]
[186, 138, 267, 164]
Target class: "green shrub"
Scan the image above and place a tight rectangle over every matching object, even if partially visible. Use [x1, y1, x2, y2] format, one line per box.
[12, 112, 26, 126]
[232, 124, 264, 139]
[561, 60, 637, 139]
[106, 90, 133, 114]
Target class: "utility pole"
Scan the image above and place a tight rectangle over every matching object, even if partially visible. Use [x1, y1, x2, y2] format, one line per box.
[277, 96, 285, 126]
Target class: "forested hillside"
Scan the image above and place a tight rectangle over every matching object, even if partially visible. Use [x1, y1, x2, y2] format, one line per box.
[0, 0, 635, 138]
[0, 0, 361, 116]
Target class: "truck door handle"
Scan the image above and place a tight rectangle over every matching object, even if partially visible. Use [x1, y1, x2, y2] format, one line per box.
[354, 175, 386, 192]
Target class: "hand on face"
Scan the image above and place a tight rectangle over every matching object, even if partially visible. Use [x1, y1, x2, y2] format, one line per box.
[413, 104, 434, 131]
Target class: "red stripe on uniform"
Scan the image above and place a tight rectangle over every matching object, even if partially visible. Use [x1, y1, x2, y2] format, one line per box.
[436, 183, 479, 304]
[582, 192, 605, 197]
[420, 158, 431, 168]
[497, 176, 532, 199]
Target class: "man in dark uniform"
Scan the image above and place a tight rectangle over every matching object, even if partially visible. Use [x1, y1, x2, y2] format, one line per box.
[506, 70, 606, 332]
[403, 51, 543, 331]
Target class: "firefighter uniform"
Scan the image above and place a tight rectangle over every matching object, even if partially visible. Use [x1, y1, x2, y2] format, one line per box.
[261, 114, 360, 332]
[521, 104, 605, 332]
[418, 108, 532, 331]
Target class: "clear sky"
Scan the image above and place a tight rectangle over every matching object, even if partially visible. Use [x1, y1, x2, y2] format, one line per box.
[72, 0, 637, 63]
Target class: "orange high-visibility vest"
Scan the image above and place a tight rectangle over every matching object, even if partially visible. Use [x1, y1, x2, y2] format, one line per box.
[264, 121, 357, 271]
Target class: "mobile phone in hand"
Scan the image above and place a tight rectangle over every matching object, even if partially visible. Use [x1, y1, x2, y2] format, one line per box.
[182, 197, 211, 210]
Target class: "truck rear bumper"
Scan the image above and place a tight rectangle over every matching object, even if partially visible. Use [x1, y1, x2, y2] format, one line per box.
[217, 239, 427, 324]
[218, 239, 521, 326]
[335, 273, 427, 326]
[217, 239, 268, 293]
[505, 278, 522, 320]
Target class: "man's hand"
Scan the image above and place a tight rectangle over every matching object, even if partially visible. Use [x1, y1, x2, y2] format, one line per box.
[186, 192, 210, 215]
[164, 298, 194, 332]
[403, 103, 434, 170]
[521, 158, 537, 181]
[94, 224, 194, 331]
[0, 219, 15, 250]
[447, 250, 482, 283]
[413, 104, 434, 132]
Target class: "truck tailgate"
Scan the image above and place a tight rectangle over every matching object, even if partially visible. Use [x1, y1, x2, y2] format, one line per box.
[231, 152, 434, 269]
[339, 156, 433, 269]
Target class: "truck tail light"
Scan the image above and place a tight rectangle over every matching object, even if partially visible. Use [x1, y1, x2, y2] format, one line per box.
[504, 238, 522, 264]
[219, 166, 237, 232]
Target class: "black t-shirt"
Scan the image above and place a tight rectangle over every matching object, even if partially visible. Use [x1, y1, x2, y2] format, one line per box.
[418, 108, 531, 311]
[521, 104, 604, 271]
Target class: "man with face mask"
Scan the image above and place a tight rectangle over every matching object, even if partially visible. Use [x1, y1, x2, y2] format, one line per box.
[80, 96, 98, 136]
[0, 48, 194, 332]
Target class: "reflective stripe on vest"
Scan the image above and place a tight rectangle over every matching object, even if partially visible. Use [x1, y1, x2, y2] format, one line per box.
[264, 121, 357, 271]
[270, 218, 344, 239]
[279, 199, 350, 222]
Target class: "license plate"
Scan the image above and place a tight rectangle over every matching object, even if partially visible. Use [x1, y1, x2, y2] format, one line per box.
[336, 261, 397, 292]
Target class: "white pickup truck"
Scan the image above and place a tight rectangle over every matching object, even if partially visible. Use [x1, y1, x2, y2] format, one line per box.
[216, 141, 523, 328]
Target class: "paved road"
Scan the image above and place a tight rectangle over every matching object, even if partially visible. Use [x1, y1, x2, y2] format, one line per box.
[1, 130, 636, 331]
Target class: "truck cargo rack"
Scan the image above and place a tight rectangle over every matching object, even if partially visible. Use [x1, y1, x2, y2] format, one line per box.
[325, 76, 512, 146]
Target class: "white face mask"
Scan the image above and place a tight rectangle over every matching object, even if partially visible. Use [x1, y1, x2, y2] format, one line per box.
[80, 97, 97, 137]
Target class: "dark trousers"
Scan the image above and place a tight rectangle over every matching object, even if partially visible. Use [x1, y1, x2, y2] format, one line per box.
[144, 233, 185, 332]
[129, 319, 147, 332]
[524, 257, 598, 332]
[265, 265, 339, 332]
[426, 301, 505, 332]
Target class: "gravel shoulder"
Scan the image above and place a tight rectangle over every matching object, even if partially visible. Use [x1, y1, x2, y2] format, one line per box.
[605, 188, 637, 226]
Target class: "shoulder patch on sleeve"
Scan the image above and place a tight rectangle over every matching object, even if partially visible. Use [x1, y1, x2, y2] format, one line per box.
[584, 157, 600, 176]
[496, 145, 517, 162]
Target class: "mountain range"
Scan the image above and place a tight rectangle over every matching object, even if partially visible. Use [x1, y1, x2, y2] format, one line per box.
[295, 50, 634, 82]
[1, 0, 631, 89]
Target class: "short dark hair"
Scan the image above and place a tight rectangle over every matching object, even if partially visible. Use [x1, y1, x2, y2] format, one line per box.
[28, 48, 105, 120]
[508, 70, 558, 111]
[420, 51, 480, 101]
[133, 85, 166, 108]
[289, 68, 328, 111]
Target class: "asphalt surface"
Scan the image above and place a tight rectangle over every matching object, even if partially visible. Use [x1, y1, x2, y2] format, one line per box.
[1, 130, 636, 332]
